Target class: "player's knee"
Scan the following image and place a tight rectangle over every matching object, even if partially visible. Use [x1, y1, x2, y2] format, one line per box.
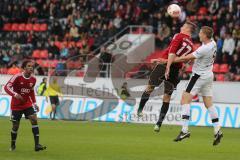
[163, 94, 171, 102]
[29, 116, 38, 125]
[146, 86, 154, 94]
[12, 123, 20, 131]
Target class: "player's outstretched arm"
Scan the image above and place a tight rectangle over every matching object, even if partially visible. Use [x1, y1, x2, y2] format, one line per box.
[173, 53, 196, 63]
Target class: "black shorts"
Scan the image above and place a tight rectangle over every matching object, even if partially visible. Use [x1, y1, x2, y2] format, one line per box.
[49, 96, 60, 106]
[11, 107, 36, 122]
[149, 64, 180, 95]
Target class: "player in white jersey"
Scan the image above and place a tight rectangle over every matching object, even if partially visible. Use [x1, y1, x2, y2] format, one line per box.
[171, 26, 223, 145]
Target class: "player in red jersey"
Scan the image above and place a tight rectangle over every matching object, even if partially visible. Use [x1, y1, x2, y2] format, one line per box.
[4, 60, 46, 152]
[137, 21, 196, 132]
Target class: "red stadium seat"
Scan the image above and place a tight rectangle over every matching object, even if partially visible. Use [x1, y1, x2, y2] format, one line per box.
[67, 41, 76, 48]
[41, 60, 50, 68]
[36, 59, 43, 66]
[212, 16, 217, 20]
[3, 23, 12, 31]
[25, 23, 33, 31]
[235, 75, 240, 81]
[74, 61, 82, 69]
[76, 71, 84, 77]
[32, 50, 41, 59]
[216, 74, 225, 81]
[40, 50, 48, 59]
[219, 64, 229, 73]
[33, 24, 41, 31]
[11, 23, 19, 31]
[76, 41, 83, 48]
[198, 7, 208, 15]
[54, 41, 62, 49]
[125, 72, 133, 78]
[52, 60, 59, 68]
[66, 61, 75, 69]
[0, 68, 8, 74]
[39, 23, 47, 31]
[197, 15, 204, 20]
[18, 23, 26, 31]
[212, 64, 220, 73]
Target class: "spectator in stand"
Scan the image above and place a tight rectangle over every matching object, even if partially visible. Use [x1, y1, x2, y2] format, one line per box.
[60, 43, 69, 59]
[51, 21, 63, 38]
[222, 32, 235, 64]
[7, 63, 21, 75]
[155, 23, 171, 49]
[215, 35, 224, 63]
[48, 41, 60, 59]
[99, 46, 113, 77]
[113, 14, 122, 30]
[69, 23, 80, 42]
[230, 54, 240, 74]
[1, 51, 10, 65]
[233, 24, 240, 39]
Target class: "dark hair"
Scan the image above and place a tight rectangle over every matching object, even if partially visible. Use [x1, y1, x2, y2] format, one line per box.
[21, 60, 32, 69]
[185, 21, 197, 33]
[201, 26, 214, 39]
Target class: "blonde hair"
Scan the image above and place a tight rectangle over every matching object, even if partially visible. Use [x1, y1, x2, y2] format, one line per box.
[201, 26, 214, 39]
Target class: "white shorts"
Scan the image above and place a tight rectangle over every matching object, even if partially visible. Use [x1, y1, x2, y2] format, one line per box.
[185, 73, 213, 97]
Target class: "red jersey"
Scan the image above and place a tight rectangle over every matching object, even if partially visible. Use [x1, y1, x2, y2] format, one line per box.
[161, 33, 193, 68]
[4, 73, 37, 111]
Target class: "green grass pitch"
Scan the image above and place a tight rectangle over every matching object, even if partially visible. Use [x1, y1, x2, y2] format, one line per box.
[0, 117, 239, 160]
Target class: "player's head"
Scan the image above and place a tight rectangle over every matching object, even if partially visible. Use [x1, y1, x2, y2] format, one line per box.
[43, 77, 47, 83]
[180, 21, 197, 35]
[22, 60, 34, 75]
[199, 26, 214, 42]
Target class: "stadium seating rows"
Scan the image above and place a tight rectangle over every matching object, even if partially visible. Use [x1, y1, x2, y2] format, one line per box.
[3, 23, 48, 32]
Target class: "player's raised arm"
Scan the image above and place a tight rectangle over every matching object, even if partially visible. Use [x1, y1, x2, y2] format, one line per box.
[173, 53, 196, 63]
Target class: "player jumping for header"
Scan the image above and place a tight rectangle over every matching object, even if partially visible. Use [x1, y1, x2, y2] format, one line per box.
[137, 21, 197, 132]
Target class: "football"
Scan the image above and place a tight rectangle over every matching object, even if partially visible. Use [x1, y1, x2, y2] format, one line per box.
[167, 4, 181, 18]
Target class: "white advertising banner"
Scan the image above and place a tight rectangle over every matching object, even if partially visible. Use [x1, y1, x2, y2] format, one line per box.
[0, 94, 239, 128]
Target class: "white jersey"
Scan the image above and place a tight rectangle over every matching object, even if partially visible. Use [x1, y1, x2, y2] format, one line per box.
[192, 40, 217, 79]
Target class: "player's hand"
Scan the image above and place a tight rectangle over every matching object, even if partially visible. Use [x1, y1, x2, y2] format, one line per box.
[33, 104, 40, 112]
[165, 67, 170, 80]
[14, 93, 24, 102]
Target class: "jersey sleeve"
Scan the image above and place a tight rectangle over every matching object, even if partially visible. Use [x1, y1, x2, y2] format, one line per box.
[4, 74, 18, 97]
[29, 78, 37, 104]
[169, 34, 183, 54]
[192, 45, 207, 58]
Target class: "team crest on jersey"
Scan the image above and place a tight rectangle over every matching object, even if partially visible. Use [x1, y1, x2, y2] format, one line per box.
[29, 83, 33, 87]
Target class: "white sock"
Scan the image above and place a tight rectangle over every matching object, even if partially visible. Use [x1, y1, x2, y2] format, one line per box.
[208, 106, 220, 134]
[181, 104, 191, 133]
